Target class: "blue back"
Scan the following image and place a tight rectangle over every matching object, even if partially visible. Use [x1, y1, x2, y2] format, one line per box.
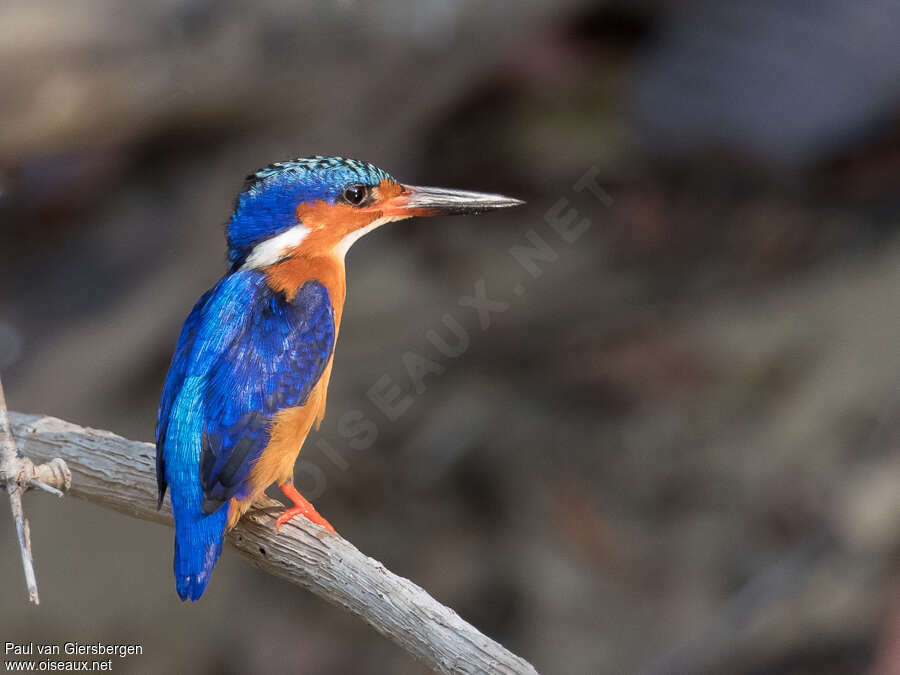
[156, 270, 335, 600]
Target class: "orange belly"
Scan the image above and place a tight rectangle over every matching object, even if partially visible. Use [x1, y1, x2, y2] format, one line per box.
[226, 358, 334, 530]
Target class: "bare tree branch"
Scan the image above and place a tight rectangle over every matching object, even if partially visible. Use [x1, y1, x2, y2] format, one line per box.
[7, 410, 538, 675]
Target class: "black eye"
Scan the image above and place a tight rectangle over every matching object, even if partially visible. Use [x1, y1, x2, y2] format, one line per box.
[342, 184, 368, 206]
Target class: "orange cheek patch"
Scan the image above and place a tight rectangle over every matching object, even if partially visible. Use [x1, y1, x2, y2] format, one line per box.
[289, 180, 406, 258]
[294, 200, 374, 253]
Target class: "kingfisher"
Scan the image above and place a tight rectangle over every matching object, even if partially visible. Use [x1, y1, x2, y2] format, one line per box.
[155, 155, 522, 600]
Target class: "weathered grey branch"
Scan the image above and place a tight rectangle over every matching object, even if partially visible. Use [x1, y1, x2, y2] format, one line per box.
[7, 411, 538, 675]
[0, 378, 71, 605]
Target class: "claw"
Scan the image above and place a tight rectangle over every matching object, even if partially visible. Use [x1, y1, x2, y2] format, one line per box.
[275, 482, 336, 533]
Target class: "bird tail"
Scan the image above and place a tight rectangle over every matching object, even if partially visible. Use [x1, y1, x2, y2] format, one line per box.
[172, 500, 229, 601]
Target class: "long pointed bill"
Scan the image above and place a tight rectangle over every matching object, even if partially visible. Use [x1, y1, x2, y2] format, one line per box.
[380, 185, 525, 218]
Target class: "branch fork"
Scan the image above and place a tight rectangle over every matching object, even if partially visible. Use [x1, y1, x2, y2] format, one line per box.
[0, 376, 72, 605]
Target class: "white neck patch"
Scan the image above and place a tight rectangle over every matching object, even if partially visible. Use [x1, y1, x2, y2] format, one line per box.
[241, 214, 410, 269]
[241, 224, 311, 269]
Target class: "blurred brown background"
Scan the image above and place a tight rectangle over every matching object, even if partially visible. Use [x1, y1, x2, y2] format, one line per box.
[1, 1, 899, 673]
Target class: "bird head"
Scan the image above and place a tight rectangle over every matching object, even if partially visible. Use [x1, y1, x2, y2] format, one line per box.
[226, 156, 523, 271]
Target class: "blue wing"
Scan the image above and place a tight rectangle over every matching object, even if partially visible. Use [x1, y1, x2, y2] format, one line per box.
[198, 278, 334, 511]
[156, 272, 335, 512]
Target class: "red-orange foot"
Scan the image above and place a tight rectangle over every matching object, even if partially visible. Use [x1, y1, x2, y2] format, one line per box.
[275, 482, 336, 533]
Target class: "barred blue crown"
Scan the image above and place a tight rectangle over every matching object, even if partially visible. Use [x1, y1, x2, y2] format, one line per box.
[227, 156, 396, 270]
[246, 156, 394, 191]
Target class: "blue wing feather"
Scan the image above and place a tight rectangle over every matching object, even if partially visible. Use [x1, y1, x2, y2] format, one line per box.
[155, 288, 215, 508]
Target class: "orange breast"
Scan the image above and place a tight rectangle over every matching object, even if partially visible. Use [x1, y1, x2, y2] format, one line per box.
[264, 253, 346, 324]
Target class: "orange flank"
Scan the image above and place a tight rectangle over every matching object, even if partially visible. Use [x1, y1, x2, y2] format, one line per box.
[275, 482, 336, 533]
[226, 368, 333, 530]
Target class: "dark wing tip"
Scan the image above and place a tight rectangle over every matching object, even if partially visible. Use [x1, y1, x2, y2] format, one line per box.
[156, 451, 167, 510]
[202, 497, 226, 515]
